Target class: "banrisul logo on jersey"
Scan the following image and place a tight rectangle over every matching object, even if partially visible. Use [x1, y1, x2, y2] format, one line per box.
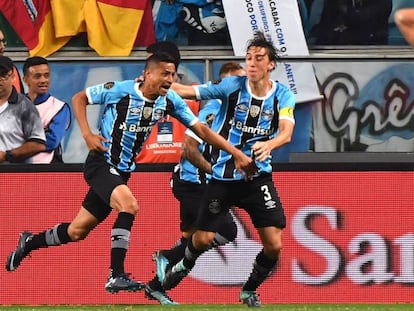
[118, 122, 153, 133]
[233, 120, 273, 136]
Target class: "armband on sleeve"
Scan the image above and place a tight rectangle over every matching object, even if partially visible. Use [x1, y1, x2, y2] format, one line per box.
[279, 107, 294, 119]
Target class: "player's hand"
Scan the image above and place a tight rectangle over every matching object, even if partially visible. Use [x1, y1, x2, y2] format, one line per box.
[234, 152, 258, 180]
[244, 161, 259, 181]
[251, 141, 272, 162]
[84, 133, 108, 153]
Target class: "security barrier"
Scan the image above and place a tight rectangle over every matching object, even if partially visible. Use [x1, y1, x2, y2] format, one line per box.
[1, 163, 413, 305]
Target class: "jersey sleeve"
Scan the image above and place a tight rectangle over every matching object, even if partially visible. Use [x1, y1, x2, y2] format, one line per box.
[198, 99, 221, 127]
[22, 100, 46, 143]
[194, 76, 241, 101]
[85, 80, 133, 105]
[167, 90, 199, 128]
[277, 84, 296, 124]
[184, 128, 203, 144]
[184, 99, 221, 143]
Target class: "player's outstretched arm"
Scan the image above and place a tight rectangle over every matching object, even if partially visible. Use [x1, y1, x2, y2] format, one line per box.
[171, 82, 197, 99]
[190, 122, 257, 179]
[182, 134, 211, 174]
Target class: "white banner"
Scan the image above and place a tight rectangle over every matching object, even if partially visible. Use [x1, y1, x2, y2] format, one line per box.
[223, 0, 321, 103]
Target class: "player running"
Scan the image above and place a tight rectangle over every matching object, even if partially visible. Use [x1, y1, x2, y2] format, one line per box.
[161, 31, 296, 307]
[5, 52, 256, 294]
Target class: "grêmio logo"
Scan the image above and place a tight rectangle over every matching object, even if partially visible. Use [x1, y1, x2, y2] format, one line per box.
[291, 206, 414, 285]
[320, 69, 414, 151]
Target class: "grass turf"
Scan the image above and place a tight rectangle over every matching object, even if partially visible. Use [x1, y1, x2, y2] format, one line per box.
[1, 305, 413, 311]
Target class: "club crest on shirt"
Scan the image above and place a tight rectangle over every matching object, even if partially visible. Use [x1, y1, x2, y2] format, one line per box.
[236, 103, 249, 113]
[129, 107, 140, 115]
[142, 107, 153, 119]
[261, 109, 274, 121]
[104, 82, 114, 89]
[250, 105, 261, 118]
[153, 109, 165, 121]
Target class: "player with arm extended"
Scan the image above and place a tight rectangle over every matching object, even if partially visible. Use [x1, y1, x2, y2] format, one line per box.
[162, 31, 296, 307]
[5, 52, 256, 294]
[136, 40, 200, 164]
[144, 61, 246, 305]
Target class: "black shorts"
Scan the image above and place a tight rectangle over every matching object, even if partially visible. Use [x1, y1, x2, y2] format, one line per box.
[171, 171, 206, 232]
[82, 151, 131, 222]
[196, 173, 286, 232]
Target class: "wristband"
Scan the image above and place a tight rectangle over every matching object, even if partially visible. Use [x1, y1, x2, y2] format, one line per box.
[5, 150, 14, 162]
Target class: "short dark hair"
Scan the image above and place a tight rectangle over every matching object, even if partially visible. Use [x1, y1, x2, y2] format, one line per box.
[145, 52, 178, 71]
[0, 55, 14, 75]
[146, 41, 181, 70]
[246, 31, 279, 65]
[23, 56, 48, 76]
[219, 62, 244, 78]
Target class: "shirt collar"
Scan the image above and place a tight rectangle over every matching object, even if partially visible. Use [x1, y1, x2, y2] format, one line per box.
[25, 92, 51, 105]
[7, 87, 19, 104]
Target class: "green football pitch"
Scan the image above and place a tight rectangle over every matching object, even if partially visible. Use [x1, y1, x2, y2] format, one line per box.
[2, 305, 413, 311]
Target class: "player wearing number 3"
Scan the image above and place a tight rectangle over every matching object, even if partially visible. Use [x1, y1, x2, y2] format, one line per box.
[5, 52, 256, 293]
[161, 31, 296, 307]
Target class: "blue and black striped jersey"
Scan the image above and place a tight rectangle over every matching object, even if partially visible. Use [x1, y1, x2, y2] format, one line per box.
[176, 99, 220, 184]
[194, 75, 295, 181]
[86, 80, 198, 172]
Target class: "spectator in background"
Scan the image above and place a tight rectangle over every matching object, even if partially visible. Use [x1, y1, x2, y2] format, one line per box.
[394, 8, 414, 46]
[0, 56, 45, 164]
[297, 0, 321, 39]
[181, 2, 231, 46]
[23, 56, 71, 163]
[153, 0, 231, 46]
[216, 61, 246, 80]
[0, 29, 23, 92]
[310, 0, 392, 45]
[136, 41, 200, 164]
[144, 61, 246, 305]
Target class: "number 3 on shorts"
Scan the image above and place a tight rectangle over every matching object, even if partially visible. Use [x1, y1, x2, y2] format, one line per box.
[260, 185, 272, 201]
